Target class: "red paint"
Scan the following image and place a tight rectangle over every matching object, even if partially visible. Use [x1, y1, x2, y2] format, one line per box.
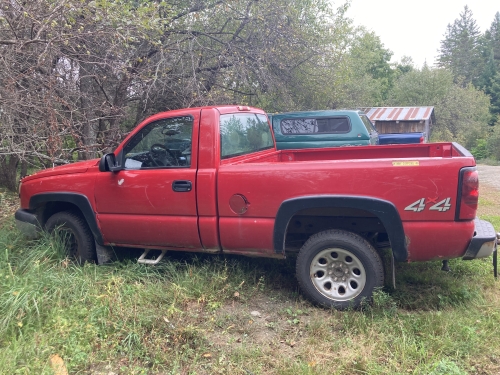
[387, 107, 398, 120]
[370, 107, 384, 120]
[403, 221, 474, 261]
[393, 107, 404, 121]
[403, 108, 414, 121]
[423, 107, 432, 119]
[19, 105, 481, 262]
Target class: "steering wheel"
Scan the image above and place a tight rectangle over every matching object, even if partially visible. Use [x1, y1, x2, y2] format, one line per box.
[149, 143, 177, 166]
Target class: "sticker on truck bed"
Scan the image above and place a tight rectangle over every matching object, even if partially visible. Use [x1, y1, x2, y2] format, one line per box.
[405, 198, 451, 212]
[392, 161, 419, 166]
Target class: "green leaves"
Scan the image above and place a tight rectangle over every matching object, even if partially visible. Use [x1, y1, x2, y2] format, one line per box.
[437, 6, 482, 86]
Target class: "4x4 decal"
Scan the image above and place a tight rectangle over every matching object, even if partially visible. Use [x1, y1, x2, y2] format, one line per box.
[405, 197, 452, 212]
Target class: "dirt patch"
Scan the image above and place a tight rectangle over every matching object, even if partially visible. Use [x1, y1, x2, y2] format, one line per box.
[476, 165, 500, 218]
[477, 184, 500, 217]
[0, 190, 19, 224]
[477, 165, 500, 191]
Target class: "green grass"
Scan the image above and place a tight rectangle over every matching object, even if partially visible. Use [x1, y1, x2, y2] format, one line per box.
[0, 190, 499, 374]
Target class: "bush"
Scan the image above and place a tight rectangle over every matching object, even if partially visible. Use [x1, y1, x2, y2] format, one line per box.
[471, 138, 489, 160]
[487, 122, 500, 161]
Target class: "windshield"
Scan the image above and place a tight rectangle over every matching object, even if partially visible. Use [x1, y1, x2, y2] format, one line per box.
[220, 113, 274, 159]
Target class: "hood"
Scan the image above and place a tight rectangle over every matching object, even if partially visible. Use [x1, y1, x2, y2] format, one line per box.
[22, 159, 100, 182]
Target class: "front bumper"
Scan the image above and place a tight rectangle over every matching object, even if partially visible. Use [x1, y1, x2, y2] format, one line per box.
[462, 218, 497, 260]
[15, 209, 41, 239]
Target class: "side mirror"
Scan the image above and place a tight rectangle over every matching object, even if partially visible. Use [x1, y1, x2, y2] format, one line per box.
[99, 153, 122, 172]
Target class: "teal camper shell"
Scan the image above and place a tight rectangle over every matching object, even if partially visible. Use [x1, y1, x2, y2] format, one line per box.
[268, 110, 379, 150]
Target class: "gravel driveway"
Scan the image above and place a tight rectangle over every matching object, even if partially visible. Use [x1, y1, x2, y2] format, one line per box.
[477, 164, 500, 190]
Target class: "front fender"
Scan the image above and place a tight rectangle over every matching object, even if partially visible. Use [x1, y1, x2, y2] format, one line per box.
[29, 192, 104, 245]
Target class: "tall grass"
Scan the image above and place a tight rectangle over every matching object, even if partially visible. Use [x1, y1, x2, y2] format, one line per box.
[0, 222, 296, 373]
[0, 193, 499, 373]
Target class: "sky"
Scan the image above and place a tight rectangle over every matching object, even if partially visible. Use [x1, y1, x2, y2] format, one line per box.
[344, 0, 500, 68]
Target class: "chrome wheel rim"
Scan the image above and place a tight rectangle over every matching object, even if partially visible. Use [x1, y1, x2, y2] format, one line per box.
[310, 248, 367, 301]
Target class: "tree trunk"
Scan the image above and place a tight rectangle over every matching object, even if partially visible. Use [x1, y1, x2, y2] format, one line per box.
[20, 160, 28, 179]
[79, 62, 97, 160]
[0, 155, 20, 192]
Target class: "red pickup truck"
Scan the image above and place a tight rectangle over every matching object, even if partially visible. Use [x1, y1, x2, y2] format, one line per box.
[15, 105, 497, 309]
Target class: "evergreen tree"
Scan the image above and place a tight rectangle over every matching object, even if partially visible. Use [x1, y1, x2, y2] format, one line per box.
[489, 72, 500, 118]
[481, 13, 500, 120]
[485, 12, 500, 71]
[437, 6, 482, 86]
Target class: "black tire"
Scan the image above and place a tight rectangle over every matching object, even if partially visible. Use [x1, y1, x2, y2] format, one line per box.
[45, 211, 97, 264]
[296, 229, 384, 309]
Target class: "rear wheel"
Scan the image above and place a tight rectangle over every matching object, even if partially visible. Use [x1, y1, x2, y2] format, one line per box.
[296, 229, 384, 309]
[45, 211, 97, 264]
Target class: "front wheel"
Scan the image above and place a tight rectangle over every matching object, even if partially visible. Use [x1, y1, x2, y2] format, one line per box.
[45, 211, 97, 264]
[296, 230, 384, 309]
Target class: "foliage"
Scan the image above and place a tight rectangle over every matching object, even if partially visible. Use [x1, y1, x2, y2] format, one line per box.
[335, 27, 394, 108]
[486, 116, 500, 160]
[253, 2, 353, 112]
[471, 138, 489, 160]
[387, 66, 491, 150]
[437, 6, 482, 86]
[3, 0, 500, 192]
[435, 83, 491, 149]
[386, 66, 453, 107]
[0, 0, 353, 190]
[438, 9, 500, 124]
[478, 13, 500, 122]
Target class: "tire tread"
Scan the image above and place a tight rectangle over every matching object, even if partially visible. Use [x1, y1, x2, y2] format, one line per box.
[45, 210, 96, 264]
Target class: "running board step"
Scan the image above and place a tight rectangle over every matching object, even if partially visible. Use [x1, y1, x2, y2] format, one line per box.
[137, 249, 167, 265]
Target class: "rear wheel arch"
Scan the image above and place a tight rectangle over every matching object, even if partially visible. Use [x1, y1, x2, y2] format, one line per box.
[273, 196, 407, 261]
[29, 193, 104, 245]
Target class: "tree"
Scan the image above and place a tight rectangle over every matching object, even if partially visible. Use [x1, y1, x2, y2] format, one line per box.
[334, 27, 394, 108]
[488, 72, 500, 117]
[485, 12, 500, 71]
[259, 2, 354, 111]
[0, 0, 351, 190]
[387, 66, 491, 150]
[437, 6, 482, 86]
[479, 12, 500, 120]
[386, 66, 453, 107]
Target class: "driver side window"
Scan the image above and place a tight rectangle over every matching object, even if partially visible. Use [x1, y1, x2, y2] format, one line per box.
[123, 116, 193, 169]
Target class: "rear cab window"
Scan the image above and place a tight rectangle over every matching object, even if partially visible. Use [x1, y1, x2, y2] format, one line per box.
[220, 113, 274, 159]
[280, 117, 351, 135]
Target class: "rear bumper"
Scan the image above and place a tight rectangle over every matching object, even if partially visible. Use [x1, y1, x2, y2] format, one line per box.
[462, 218, 497, 260]
[15, 209, 41, 239]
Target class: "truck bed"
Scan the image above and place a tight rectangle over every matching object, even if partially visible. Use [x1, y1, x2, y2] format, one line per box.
[229, 142, 471, 165]
[218, 141, 476, 261]
[278, 142, 468, 162]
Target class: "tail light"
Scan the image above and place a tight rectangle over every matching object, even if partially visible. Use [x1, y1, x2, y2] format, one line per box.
[419, 136, 424, 143]
[456, 167, 478, 220]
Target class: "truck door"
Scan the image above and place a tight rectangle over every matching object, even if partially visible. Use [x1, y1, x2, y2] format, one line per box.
[94, 111, 201, 249]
